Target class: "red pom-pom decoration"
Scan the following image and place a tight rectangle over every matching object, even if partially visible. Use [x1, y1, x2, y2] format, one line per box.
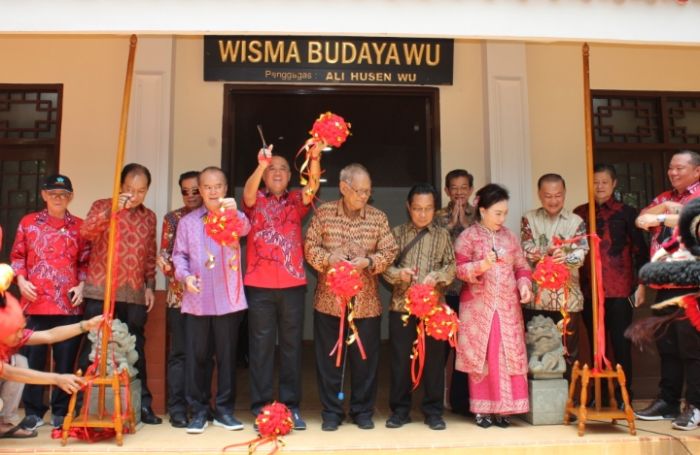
[532, 256, 569, 291]
[425, 304, 459, 344]
[681, 294, 700, 332]
[204, 209, 246, 247]
[310, 112, 351, 148]
[326, 261, 363, 299]
[255, 402, 293, 437]
[405, 284, 439, 319]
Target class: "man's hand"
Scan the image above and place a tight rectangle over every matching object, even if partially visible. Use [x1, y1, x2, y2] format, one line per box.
[144, 288, 155, 312]
[551, 248, 566, 264]
[350, 257, 371, 270]
[422, 272, 438, 286]
[54, 373, 86, 395]
[448, 201, 462, 229]
[328, 252, 347, 267]
[156, 255, 172, 274]
[185, 275, 201, 293]
[665, 201, 683, 214]
[399, 268, 416, 283]
[519, 285, 532, 304]
[220, 197, 238, 211]
[68, 281, 84, 307]
[118, 192, 135, 210]
[83, 315, 104, 331]
[257, 145, 273, 168]
[636, 213, 661, 231]
[17, 275, 38, 302]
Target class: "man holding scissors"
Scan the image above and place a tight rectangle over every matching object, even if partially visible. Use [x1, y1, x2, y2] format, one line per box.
[242, 130, 323, 430]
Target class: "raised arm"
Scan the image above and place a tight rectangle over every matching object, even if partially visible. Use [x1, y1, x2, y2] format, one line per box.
[243, 145, 273, 208]
[80, 199, 111, 242]
[302, 141, 324, 205]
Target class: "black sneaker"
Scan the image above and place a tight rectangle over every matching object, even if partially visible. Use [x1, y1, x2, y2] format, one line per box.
[354, 416, 374, 430]
[385, 414, 411, 429]
[51, 415, 65, 429]
[494, 415, 511, 428]
[291, 410, 306, 430]
[475, 414, 493, 428]
[672, 405, 700, 431]
[424, 415, 446, 431]
[321, 420, 340, 431]
[213, 413, 244, 431]
[634, 399, 680, 421]
[186, 414, 208, 434]
[19, 415, 44, 431]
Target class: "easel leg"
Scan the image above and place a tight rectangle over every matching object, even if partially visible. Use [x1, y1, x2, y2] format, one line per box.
[578, 365, 590, 437]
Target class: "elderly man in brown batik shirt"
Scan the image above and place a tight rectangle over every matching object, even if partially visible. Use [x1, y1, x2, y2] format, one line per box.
[305, 163, 398, 432]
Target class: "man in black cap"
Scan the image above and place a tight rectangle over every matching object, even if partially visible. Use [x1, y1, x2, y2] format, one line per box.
[10, 174, 91, 431]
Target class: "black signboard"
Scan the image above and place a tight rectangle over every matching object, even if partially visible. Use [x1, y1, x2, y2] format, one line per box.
[204, 36, 453, 85]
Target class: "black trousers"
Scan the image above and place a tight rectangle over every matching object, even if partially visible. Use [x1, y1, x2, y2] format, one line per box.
[389, 311, 444, 419]
[22, 314, 82, 418]
[445, 294, 469, 414]
[80, 298, 152, 408]
[166, 307, 187, 416]
[654, 289, 700, 408]
[314, 310, 380, 424]
[247, 286, 305, 415]
[582, 296, 634, 399]
[185, 311, 243, 417]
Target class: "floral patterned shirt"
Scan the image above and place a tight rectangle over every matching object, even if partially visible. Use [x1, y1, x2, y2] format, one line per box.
[160, 206, 195, 309]
[10, 210, 90, 315]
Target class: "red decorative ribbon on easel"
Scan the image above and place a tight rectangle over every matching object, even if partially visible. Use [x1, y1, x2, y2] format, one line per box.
[222, 402, 293, 455]
[326, 261, 365, 367]
[403, 284, 440, 390]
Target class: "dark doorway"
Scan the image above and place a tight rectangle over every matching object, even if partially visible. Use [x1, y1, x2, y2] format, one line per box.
[221, 85, 440, 340]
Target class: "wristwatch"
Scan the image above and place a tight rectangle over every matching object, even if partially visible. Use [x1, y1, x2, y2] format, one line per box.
[656, 214, 667, 224]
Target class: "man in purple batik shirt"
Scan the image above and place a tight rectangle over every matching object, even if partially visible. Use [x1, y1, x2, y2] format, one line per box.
[172, 166, 250, 435]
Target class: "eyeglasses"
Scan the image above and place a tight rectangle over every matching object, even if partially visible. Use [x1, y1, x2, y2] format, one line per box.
[181, 188, 199, 196]
[45, 191, 71, 200]
[347, 184, 372, 198]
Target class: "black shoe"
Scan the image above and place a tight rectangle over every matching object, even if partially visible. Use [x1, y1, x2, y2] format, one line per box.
[290, 409, 306, 430]
[634, 399, 680, 421]
[187, 414, 208, 434]
[213, 413, 244, 431]
[672, 405, 700, 431]
[494, 415, 511, 428]
[354, 417, 374, 430]
[169, 413, 188, 428]
[385, 414, 411, 429]
[425, 415, 446, 430]
[321, 420, 340, 431]
[475, 413, 493, 428]
[141, 407, 163, 425]
[19, 415, 45, 431]
[51, 415, 65, 429]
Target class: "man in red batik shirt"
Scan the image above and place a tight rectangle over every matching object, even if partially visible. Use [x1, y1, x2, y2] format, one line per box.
[78, 163, 160, 425]
[242, 142, 322, 430]
[10, 174, 90, 431]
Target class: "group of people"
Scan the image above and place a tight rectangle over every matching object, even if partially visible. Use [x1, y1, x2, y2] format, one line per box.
[1, 146, 700, 440]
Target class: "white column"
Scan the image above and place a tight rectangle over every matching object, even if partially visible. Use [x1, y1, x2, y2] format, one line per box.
[482, 41, 533, 232]
[125, 36, 174, 289]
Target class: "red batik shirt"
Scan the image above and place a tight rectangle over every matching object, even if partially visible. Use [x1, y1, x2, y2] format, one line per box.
[643, 181, 700, 257]
[10, 210, 90, 315]
[81, 199, 157, 305]
[574, 199, 649, 298]
[243, 189, 310, 289]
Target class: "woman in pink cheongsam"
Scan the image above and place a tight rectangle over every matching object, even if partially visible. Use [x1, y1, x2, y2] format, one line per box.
[455, 184, 532, 428]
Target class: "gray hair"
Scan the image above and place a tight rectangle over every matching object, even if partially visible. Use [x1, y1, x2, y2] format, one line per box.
[674, 150, 700, 167]
[339, 163, 370, 185]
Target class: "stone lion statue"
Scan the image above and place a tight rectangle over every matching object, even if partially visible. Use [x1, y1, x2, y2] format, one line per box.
[88, 318, 138, 377]
[526, 315, 566, 378]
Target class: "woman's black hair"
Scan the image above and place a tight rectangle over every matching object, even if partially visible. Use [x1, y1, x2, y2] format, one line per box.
[407, 183, 438, 206]
[474, 183, 510, 221]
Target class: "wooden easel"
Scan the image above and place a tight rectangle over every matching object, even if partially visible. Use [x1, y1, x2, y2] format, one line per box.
[60, 34, 138, 447]
[562, 43, 635, 437]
